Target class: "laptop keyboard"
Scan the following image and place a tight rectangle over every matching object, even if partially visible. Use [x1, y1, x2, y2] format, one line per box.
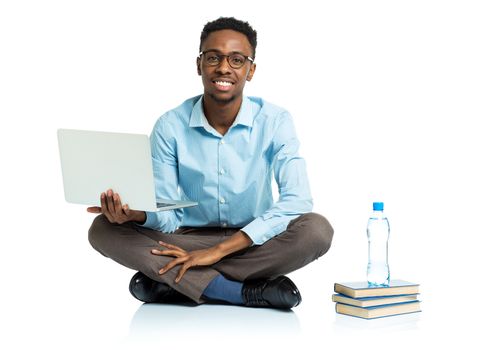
[156, 203, 175, 208]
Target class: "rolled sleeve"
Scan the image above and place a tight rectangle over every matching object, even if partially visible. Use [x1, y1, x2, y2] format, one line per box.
[242, 215, 294, 245]
[242, 112, 313, 245]
[137, 114, 184, 233]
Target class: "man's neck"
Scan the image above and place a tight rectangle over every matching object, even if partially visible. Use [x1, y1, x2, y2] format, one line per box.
[203, 94, 243, 135]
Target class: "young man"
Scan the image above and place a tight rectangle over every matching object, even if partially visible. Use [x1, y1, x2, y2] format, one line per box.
[87, 17, 333, 309]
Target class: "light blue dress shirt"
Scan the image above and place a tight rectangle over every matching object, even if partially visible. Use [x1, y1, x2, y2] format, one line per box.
[142, 95, 313, 245]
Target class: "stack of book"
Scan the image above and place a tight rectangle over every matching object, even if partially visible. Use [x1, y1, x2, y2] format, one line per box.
[332, 279, 421, 319]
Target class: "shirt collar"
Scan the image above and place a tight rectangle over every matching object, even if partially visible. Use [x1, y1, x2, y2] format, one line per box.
[189, 95, 253, 129]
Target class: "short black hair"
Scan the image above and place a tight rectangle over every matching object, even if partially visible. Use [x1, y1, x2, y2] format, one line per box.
[200, 17, 257, 59]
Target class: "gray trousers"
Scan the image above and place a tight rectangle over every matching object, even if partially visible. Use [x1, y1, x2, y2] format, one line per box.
[88, 213, 334, 304]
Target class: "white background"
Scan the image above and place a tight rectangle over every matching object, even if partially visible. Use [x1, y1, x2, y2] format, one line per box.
[1, 0, 478, 349]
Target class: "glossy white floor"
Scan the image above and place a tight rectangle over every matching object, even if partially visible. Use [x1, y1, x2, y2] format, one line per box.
[1, 1, 478, 349]
[2, 206, 476, 349]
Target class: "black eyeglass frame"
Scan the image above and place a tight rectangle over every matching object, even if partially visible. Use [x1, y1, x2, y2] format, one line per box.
[198, 50, 254, 69]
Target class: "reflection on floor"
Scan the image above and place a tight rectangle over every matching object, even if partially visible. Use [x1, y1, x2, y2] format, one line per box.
[126, 302, 302, 343]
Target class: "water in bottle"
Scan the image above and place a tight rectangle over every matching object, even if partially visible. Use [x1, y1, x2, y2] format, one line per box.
[367, 202, 390, 286]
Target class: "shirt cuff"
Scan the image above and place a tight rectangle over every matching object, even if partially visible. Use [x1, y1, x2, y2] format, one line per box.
[242, 216, 294, 245]
[140, 211, 160, 229]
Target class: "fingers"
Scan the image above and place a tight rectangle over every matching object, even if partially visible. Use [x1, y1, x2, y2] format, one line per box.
[113, 193, 124, 216]
[157, 241, 186, 253]
[100, 190, 128, 223]
[159, 256, 188, 276]
[106, 190, 115, 215]
[151, 248, 187, 258]
[101, 192, 115, 222]
[175, 263, 191, 283]
[150, 241, 187, 257]
[157, 254, 194, 283]
[153, 242, 197, 283]
[123, 204, 130, 216]
[87, 206, 101, 213]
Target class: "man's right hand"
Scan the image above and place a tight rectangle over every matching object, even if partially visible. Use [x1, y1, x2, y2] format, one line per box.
[87, 189, 146, 225]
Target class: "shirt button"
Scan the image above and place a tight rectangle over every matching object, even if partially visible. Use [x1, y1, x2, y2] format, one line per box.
[219, 197, 226, 204]
[221, 222, 227, 227]
[220, 139, 225, 145]
[219, 169, 225, 175]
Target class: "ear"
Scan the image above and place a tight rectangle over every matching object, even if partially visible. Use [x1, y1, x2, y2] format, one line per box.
[246, 63, 256, 81]
[196, 57, 201, 76]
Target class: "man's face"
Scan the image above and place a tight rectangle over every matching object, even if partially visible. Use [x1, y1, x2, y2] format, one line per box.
[197, 29, 256, 104]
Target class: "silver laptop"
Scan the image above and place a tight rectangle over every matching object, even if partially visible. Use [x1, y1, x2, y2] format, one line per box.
[57, 129, 197, 212]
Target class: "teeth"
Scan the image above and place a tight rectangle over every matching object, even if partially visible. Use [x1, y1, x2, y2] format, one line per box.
[214, 81, 232, 86]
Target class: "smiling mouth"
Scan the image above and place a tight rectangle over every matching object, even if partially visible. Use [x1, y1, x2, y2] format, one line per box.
[213, 80, 234, 86]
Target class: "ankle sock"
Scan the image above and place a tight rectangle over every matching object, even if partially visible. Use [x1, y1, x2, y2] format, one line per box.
[202, 274, 244, 305]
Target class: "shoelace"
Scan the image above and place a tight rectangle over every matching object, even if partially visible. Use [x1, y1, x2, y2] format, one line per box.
[244, 282, 269, 306]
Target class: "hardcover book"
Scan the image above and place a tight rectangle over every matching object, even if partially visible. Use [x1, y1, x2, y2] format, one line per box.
[334, 280, 419, 298]
[335, 301, 421, 319]
[332, 293, 419, 308]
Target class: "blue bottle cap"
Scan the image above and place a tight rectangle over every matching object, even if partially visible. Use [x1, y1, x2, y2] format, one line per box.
[373, 202, 384, 211]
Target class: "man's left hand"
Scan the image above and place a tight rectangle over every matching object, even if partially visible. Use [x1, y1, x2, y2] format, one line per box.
[152, 241, 223, 283]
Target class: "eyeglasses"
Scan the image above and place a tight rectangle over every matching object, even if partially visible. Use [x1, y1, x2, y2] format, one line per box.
[198, 50, 254, 69]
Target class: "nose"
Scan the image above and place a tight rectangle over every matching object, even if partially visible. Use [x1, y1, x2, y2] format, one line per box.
[215, 56, 232, 74]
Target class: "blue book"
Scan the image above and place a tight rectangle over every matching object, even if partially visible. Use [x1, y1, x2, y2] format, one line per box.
[334, 280, 419, 298]
[332, 293, 419, 307]
[335, 300, 421, 319]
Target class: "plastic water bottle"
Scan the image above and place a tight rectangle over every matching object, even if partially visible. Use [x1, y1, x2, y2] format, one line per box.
[367, 202, 390, 286]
